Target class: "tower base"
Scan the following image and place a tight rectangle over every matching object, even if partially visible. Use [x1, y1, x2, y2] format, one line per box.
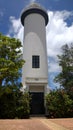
[27, 84, 47, 115]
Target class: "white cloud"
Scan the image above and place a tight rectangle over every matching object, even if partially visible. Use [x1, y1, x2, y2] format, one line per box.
[49, 73, 60, 90]
[8, 16, 23, 43]
[48, 60, 62, 73]
[8, 10, 73, 73]
[46, 10, 73, 72]
[47, 10, 73, 57]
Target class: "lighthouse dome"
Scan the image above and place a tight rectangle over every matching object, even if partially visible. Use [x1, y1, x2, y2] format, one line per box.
[21, 2, 48, 26]
[28, 2, 43, 9]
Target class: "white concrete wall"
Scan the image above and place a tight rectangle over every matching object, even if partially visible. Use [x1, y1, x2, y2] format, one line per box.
[22, 13, 48, 87]
[29, 85, 44, 92]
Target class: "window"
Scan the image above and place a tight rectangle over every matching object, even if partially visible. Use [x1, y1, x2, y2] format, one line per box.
[32, 55, 40, 68]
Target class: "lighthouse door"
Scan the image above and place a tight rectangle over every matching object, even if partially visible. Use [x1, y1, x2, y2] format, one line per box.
[30, 92, 45, 115]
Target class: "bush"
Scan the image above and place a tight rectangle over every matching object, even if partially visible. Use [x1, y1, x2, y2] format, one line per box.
[16, 92, 31, 119]
[0, 91, 16, 119]
[45, 89, 73, 118]
[0, 89, 31, 119]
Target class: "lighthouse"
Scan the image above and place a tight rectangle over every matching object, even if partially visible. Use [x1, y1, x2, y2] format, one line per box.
[21, 3, 49, 114]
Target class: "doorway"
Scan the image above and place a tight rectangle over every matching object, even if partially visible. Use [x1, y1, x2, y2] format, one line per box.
[30, 92, 45, 115]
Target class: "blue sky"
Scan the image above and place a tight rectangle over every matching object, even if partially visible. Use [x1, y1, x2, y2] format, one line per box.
[0, 0, 73, 89]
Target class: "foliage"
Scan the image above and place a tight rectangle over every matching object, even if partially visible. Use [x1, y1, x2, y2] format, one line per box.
[0, 90, 31, 119]
[0, 89, 16, 118]
[16, 92, 31, 118]
[46, 43, 73, 118]
[0, 33, 31, 119]
[46, 89, 73, 118]
[0, 33, 24, 87]
[54, 44, 73, 97]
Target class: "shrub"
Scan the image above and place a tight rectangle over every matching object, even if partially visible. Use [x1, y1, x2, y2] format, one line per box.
[45, 90, 73, 118]
[16, 92, 31, 118]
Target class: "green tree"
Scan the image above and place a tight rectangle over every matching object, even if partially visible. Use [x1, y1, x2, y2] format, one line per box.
[0, 33, 25, 118]
[46, 44, 73, 118]
[0, 33, 24, 87]
[55, 44, 73, 97]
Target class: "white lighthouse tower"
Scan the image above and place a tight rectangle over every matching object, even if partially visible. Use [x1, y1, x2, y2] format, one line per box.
[21, 3, 49, 114]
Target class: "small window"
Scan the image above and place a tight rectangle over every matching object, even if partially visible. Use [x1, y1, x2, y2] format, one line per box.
[32, 55, 40, 68]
